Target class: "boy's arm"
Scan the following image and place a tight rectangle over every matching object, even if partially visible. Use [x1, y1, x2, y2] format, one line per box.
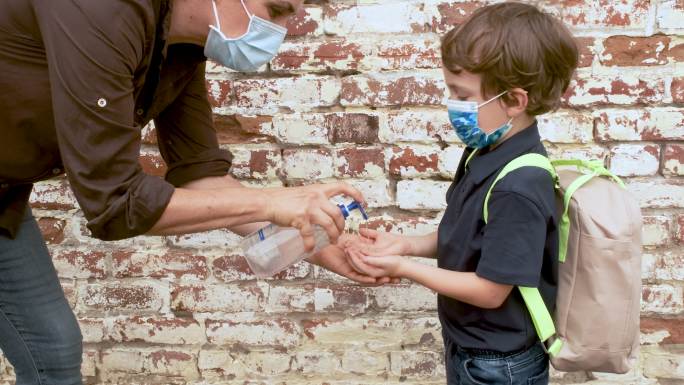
[400, 260, 513, 309]
[405, 232, 439, 258]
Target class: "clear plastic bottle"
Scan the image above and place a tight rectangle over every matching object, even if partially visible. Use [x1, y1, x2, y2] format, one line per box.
[240, 201, 368, 278]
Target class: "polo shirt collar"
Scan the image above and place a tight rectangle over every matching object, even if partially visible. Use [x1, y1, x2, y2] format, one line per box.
[465, 121, 542, 185]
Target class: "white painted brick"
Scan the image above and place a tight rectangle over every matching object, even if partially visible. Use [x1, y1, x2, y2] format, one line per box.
[538, 111, 594, 143]
[273, 113, 329, 145]
[438, 145, 465, 179]
[324, 3, 428, 35]
[397, 180, 450, 210]
[609, 144, 660, 176]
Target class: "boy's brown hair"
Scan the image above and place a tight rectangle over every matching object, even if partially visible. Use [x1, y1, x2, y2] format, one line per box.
[441, 2, 578, 116]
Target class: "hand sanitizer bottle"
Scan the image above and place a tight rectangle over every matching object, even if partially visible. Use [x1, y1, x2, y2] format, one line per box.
[240, 201, 368, 278]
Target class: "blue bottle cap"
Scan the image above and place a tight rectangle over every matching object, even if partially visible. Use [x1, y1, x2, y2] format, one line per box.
[338, 200, 368, 220]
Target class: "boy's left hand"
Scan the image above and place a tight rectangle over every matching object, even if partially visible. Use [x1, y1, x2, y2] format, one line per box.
[346, 247, 407, 278]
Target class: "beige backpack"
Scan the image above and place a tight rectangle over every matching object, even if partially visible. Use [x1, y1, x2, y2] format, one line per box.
[482, 155, 643, 373]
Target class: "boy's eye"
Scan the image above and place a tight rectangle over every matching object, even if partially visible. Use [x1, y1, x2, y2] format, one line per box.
[458, 96, 469, 101]
[267, 2, 295, 19]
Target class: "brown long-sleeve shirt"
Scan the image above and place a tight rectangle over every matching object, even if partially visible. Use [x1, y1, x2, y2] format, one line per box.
[0, 0, 233, 240]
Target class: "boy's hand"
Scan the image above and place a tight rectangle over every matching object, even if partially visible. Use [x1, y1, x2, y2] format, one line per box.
[308, 233, 399, 284]
[354, 228, 412, 256]
[346, 247, 407, 278]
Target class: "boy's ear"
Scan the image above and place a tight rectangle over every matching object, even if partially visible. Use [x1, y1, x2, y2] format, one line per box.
[504, 88, 529, 117]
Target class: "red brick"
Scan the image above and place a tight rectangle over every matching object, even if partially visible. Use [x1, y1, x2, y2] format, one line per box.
[314, 41, 364, 68]
[326, 113, 379, 144]
[273, 41, 366, 72]
[214, 114, 275, 144]
[664, 144, 684, 176]
[286, 6, 321, 37]
[334, 147, 385, 178]
[641, 317, 684, 344]
[670, 41, 684, 62]
[30, 179, 77, 210]
[206, 79, 232, 108]
[37, 217, 66, 244]
[53, 250, 107, 279]
[563, 75, 664, 106]
[576, 37, 596, 68]
[549, 0, 651, 29]
[81, 283, 166, 312]
[601, 35, 670, 66]
[112, 250, 208, 280]
[430, 1, 484, 33]
[389, 146, 439, 177]
[673, 77, 684, 104]
[376, 39, 441, 70]
[272, 45, 312, 71]
[139, 153, 167, 177]
[229, 148, 281, 180]
[315, 284, 370, 315]
[141, 122, 157, 145]
[341, 75, 444, 107]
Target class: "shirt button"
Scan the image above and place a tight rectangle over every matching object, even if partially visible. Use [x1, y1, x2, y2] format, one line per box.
[97, 98, 107, 108]
[52, 168, 62, 175]
[136, 109, 144, 116]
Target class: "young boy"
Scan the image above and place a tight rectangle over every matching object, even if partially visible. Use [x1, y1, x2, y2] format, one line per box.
[345, 3, 578, 384]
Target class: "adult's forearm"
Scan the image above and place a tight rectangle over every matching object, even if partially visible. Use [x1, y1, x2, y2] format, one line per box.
[147, 186, 269, 236]
[177, 174, 269, 236]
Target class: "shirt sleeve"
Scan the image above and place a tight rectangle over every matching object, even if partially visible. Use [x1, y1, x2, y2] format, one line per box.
[477, 168, 554, 287]
[154, 62, 233, 187]
[32, 0, 175, 241]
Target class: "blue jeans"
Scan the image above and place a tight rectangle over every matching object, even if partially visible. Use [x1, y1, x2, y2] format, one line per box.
[0, 207, 83, 385]
[445, 338, 549, 385]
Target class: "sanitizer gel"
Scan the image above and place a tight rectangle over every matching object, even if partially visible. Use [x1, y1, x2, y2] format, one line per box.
[240, 201, 368, 278]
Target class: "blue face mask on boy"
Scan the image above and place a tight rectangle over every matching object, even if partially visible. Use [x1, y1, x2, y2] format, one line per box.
[204, 0, 287, 72]
[447, 91, 513, 149]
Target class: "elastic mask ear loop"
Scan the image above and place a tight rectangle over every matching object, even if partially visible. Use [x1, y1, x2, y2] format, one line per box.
[478, 90, 508, 108]
[211, 0, 221, 30]
[240, 0, 253, 18]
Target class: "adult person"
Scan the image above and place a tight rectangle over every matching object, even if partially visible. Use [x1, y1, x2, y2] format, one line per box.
[0, 1, 379, 384]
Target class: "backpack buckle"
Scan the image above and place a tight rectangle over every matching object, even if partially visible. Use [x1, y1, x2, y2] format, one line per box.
[542, 335, 563, 357]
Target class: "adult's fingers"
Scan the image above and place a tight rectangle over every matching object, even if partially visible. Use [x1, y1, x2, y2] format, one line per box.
[320, 201, 345, 234]
[323, 182, 366, 205]
[310, 208, 340, 244]
[298, 221, 316, 251]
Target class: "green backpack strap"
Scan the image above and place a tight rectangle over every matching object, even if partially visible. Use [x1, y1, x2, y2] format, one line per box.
[483, 153, 563, 357]
[550, 159, 626, 263]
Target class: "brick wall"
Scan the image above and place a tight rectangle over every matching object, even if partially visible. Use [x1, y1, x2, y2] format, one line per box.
[9, 0, 684, 384]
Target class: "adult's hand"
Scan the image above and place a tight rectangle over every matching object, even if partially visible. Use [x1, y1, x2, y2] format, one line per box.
[264, 182, 365, 251]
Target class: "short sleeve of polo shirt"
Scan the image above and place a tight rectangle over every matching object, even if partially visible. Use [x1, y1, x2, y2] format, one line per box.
[477, 167, 555, 287]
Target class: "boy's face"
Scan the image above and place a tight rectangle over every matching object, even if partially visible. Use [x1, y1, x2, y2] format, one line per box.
[443, 68, 510, 135]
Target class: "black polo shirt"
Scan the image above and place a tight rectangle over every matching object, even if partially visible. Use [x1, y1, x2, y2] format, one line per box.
[437, 121, 559, 353]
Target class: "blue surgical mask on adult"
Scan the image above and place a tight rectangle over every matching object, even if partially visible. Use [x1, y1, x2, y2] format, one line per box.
[447, 91, 513, 149]
[204, 0, 287, 72]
